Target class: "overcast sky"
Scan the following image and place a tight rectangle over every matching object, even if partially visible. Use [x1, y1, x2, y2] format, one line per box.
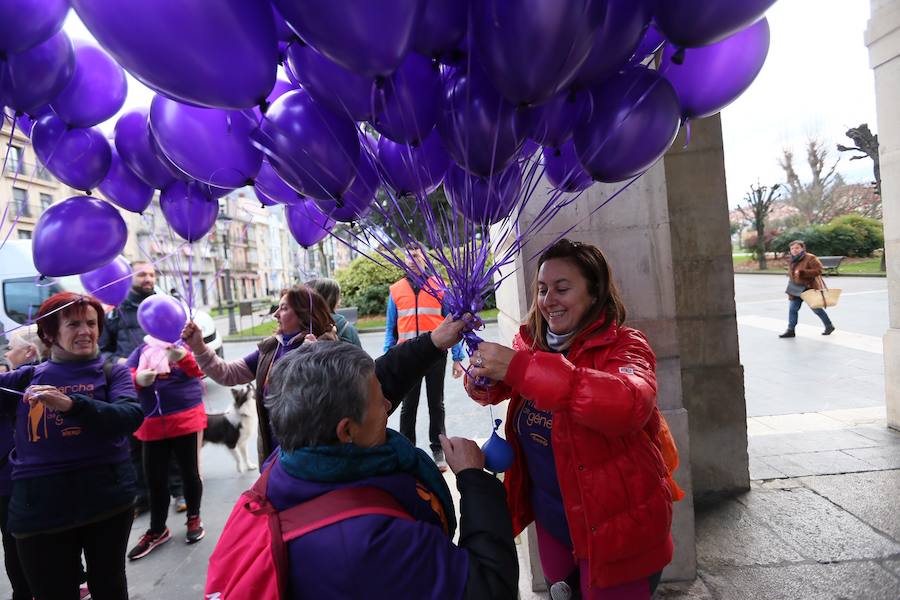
[65, 1, 878, 209]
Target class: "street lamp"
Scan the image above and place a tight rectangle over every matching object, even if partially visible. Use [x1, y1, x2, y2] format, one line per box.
[216, 211, 237, 336]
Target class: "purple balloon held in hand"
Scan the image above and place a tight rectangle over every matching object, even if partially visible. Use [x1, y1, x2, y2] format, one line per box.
[79, 255, 132, 306]
[285, 40, 376, 121]
[372, 52, 442, 145]
[114, 109, 179, 190]
[98, 147, 155, 213]
[32, 113, 112, 192]
[660, 18, 770, 120]
[377, 129, 449, 196]
[444, 162, 521, 225]
[160, 180, 219, 242]
[655, 0, 776, 48]
[543, 140, 593, 193]
[33, 196, 127, 277]
[0, 0, 69, 53]
[137, 295, 188, 344]
[50, 42, 127, 128]
[254, 159, 305, 205]
[0, 30, 74, 114]
[286, 200, 335, 248]
[574, 0, 653, 87]
[313, 143, 378, 222]
[526, 88, 590, 149]
[413, 0, 468, 60]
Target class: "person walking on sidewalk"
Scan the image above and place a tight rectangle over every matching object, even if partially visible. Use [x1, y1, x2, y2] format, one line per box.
[125, 337, 208, 560]
[779, 240, 836, 338]
[384, 246, 464, 471]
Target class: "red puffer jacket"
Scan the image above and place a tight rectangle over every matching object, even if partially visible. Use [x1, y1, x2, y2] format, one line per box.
[466, 318, 673, 589]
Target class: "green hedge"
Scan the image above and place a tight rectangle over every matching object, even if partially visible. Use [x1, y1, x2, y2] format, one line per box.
[770, 215, 884, 257]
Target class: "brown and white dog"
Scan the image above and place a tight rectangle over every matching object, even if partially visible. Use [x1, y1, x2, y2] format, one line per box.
[203, 383, 258, 473]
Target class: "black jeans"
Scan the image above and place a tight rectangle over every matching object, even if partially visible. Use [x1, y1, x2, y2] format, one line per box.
[0, 495, 31, 600]
[143, 432, 202, 533]
[131, 436, 183, 505]
[399, 353, 447, 454]
[16, 507, 133, 600]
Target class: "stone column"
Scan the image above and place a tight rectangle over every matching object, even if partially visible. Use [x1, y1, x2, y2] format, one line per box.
[867, 0, 900, 430]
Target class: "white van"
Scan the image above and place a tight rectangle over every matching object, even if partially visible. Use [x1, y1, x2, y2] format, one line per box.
[0, 240, 223, 356]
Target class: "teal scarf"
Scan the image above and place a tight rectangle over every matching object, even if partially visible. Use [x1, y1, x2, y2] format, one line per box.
[279, 429, 457, 537]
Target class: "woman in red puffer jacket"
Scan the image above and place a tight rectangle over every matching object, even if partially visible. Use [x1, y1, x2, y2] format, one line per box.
[466, 239, 677, 599]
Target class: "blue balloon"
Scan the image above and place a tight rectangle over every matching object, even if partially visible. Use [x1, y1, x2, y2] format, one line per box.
[481, 420, 514, 473]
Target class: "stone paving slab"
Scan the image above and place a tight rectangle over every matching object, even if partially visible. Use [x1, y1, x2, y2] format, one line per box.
[799, 470, 900, 541]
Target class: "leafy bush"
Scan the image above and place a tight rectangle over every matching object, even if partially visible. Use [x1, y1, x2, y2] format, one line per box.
[770, 215, 883, 257]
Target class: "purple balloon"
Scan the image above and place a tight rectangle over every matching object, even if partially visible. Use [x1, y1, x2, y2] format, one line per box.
[254, 159, 305, 205]
[159, 180, 219, 242]
[273, 0, 423, 77]
[0, 0, 69, 53]
[150, 95, 262, 188]
[79, 255, 132, 305]
[50, 42, 127, 128]
[98, 147, 154, 213]
[473, 0, 602, 105]
[655, 0, 776, 48]
[254, 188, 280, 207]
[372, 52, 441, 144]
[414, 0, 469, 60]
[70, 0, 277, 109]
[0, 30, 74, 114]
[574, 68, 681, 183]
[285, 40, 375, 121]
[137, 295, 187, 344]
[444, 162, 521, 225]
[33, 196, 127, 277]
[378, 129, 449, 196]
[437, 67, 529, 178]
[252, 89, 360, 200]
[518, 138, 540, 161]
[629, 23, 666, 66]
[526, 88, 590, 149]
[660, 19, 770, 120]
[286, 200, 335, 248]
[481, 430, 514, 473]
[253, 77, 295, 121]
[574, 0, 653, 87]
[32, 113, 112, 191]
[114, 109, 179, 189]
[272, 5, 296, 42]
[313, 145, 378, 222]
[544, 140, 593, 193]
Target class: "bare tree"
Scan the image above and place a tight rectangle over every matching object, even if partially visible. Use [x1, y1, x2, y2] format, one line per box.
[738, 182, 781, 270]
[837, 124, 880, 195]
[778, 138, 840, 225]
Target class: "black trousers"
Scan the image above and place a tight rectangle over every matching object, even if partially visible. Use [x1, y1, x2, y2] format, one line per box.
[131, 436, 183, 505]
[16, 508, 133, 600]
[143, 432, 202, 533]
[399, 353, 447, 454]
[0, 495, 31, 600]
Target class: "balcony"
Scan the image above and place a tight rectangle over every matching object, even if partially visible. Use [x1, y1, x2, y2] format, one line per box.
[4, 161, 53, 182]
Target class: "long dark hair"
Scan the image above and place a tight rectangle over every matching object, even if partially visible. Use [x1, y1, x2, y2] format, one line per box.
[524, 239, 626, 351]
[280, 285, 334, 337]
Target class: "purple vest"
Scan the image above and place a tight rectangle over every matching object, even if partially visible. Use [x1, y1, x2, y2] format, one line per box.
[126, 344, 204, 417]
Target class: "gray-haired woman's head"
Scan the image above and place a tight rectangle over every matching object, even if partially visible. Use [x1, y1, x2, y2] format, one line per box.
[306, 278, 341, 313]
[265, 342, 377, 451]
[5, 326, 48, 368]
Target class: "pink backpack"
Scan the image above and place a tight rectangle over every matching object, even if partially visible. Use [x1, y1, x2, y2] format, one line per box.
[205, 465, 413, 600]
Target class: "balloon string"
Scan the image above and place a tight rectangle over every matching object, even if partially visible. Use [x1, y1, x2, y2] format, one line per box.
[0, 387, 25, 397]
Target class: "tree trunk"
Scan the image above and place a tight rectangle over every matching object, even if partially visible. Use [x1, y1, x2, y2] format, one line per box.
[881, 250, 887, 272]
[756, 224, 767, 270]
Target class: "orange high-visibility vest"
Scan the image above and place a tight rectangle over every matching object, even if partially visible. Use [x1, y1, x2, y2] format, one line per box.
[389, 277, 444, 343]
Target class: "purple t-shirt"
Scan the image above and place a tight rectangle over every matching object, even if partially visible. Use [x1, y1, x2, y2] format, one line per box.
[516, 398, 572, 547]
[126, 344, 204, 417]
[0, 358, 136, 479]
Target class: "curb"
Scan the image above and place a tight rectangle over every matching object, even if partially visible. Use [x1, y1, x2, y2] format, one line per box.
[223, 317, 500, 342]
[735, 271, 886, 278]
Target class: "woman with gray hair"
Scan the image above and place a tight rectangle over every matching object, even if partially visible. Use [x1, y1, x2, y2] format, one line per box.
[306, 277, 361, 347]
[239, 341, 518, 599]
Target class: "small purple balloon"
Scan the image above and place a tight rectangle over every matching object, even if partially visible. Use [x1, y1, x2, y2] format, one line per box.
[660, 18, 770, 120]
[655, 0, 776, 48]
[574, 68, 681, 183]
[33, 196, 127, 277]
[79, 255, 132, 305]
[574, 0, 653, 87]
[286, 200, 335, 248]
[473, 0, 602, 105]
[0, 30, 74, 114]
[254, 158, 305, 205]
[98, 147, 155, 213]
[437, 67, 529, 178]
[313, 145, 378, 222]
[273, 0, 423, 77]
[32, 113, 112, 192]
[544, 140, 593, 193]
[150, 95, 262, 188]
[70, 0, 278, 109]
[50, 42, 127, 128]
[372, 52, 441, 144]
[526, 88, 590, 149]
[137, 295, 187, 344]
[481, 420, 514, 473]
[0, 0, 69, 53]
[444, 162, 521, 225]
[114, 109, 179, 190]
[285, 40, 375, 121]
[160, 180, 219, 242]
[414, 0, 468, 59]
[252, 89, 360, 200]
[377, 129, 449, 196]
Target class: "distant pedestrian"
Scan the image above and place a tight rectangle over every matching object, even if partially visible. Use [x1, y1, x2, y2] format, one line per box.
[779, 240, 835, 338]
[306, 278, 362, 347]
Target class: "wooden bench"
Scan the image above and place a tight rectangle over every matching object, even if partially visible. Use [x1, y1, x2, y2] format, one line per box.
[818, 256, 845, 274]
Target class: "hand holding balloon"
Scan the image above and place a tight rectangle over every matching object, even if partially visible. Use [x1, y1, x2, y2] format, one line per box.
[469, 342, 516, 381]
[180, 322, 205, 354]
[439, 434, 484, 474]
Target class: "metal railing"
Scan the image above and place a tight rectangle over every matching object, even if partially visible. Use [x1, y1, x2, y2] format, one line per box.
[4, 161, 52, 181]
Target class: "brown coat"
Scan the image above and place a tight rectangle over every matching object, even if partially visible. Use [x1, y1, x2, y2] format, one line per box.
[788, 252, 824, 298]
